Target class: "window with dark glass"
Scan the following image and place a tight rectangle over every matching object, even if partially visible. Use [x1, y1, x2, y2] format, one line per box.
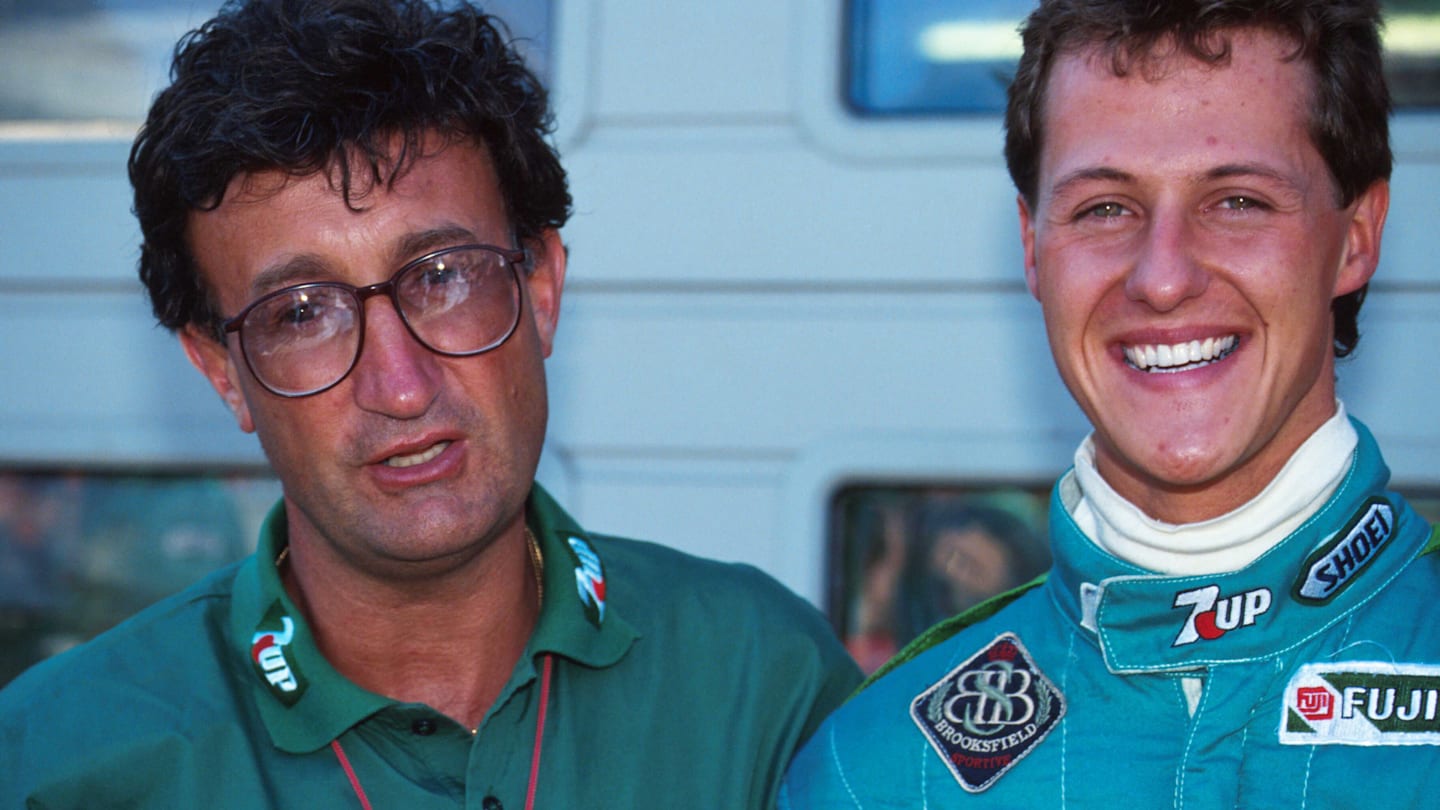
[0, 0, 551, 125]
[828, 482, 1440, 674]
[828, 482, 1052, 674]
[0, 471, 280, 685]
[846, 0, 1440, 116]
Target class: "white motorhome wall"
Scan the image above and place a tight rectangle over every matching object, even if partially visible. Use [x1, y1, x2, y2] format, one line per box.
[2, 0, 1438, 610]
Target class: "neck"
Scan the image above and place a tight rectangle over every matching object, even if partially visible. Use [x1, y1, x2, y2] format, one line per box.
[280, 523, 541, 730]
[1072, 405, 1356, 575]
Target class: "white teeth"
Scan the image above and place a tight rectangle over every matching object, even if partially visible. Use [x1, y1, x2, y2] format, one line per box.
[383, 441, 450, 468]
[1124, 335, 1237, 372]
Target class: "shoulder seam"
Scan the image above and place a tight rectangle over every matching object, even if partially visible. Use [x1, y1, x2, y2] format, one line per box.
[851, 572, 1049, 697]
[1421, 525, 1440, 557]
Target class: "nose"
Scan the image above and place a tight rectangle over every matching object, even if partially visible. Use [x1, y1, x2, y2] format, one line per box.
[1123, 210, 1209, 312]
[349, 296, 441, 419]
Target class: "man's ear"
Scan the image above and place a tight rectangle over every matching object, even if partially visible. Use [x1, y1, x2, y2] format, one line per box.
[1334, 179, 1390, 297]
[523, 228, 567, 358]
[1018, 194, 1041, 300]
[179, 325, 255, 433]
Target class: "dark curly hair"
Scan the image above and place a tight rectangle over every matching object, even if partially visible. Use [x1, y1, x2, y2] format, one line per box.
[130, 0, 572, 335]
[1004, 0, 1391, 358]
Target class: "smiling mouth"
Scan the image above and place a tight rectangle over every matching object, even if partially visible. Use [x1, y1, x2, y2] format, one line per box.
[1124, 335, 1238, 373]
[383, 440, 451, 468]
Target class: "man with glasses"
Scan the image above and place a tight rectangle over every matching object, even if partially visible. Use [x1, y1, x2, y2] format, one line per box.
[0, 2, 860, 807]
[783, 0, 1440, 806]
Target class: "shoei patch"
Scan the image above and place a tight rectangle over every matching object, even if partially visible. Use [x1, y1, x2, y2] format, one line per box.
[1281, 662, 1440, 745]
[1293, 497, 1395, 605]
[910, 633, 1065, 793]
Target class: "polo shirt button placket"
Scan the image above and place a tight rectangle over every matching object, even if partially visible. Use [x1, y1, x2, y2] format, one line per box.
[411, 717, 438, 737]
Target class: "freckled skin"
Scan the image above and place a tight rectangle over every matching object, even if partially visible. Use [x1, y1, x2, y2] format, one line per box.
[1019, 29, 1388, 523]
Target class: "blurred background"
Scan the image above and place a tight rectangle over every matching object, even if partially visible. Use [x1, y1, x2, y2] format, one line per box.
[2, 0, 1437, 682]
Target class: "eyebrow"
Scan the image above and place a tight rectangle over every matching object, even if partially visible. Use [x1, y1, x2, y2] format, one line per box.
[247, 255, 332, 299]
[393, 224, 486, 264]
[245, 224, 484, 298]
[1046, 166, 1135, 201]
[1201, 162, 1302, 192]
[1046, 162, 1303, 201]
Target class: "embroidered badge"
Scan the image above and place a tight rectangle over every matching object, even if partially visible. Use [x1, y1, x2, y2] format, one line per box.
[565, 535, 606, 627]
[1281, 662, 1440, 745]
[1170, 584, 1272, 646]
[251, 600, 307, 706]
[910, 633, 1064, 793]
[1293, 498, 1395, 605]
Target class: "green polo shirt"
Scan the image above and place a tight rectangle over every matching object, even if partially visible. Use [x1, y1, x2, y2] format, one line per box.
[0, 485, 860, 809]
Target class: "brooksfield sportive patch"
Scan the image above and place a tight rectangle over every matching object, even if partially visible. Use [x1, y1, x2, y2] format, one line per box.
[910, 633, 1065, 793]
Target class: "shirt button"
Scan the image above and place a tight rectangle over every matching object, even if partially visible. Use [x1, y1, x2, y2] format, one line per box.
[482, 796, 503, 810]
[411, 718, 438, 736]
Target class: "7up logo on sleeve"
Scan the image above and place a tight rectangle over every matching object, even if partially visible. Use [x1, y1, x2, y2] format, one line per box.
[565, 535, 607, 627]
[251, 600, 308, 706]
[910, 633, 1065, 793]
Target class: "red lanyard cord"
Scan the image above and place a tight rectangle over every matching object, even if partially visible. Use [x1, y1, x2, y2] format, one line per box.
[525, 653, 555, 808]
[330, 738, 374, 810]
[330, 652, 554, 810]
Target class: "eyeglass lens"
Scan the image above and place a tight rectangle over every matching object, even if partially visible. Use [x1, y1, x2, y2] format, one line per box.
[237, 246, 521, 397]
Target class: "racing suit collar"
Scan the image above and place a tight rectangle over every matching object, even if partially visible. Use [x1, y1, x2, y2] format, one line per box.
[1049, 419, 1430, 673]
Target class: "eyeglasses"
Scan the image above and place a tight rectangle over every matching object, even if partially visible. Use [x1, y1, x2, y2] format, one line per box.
[221, 243, 528, 398]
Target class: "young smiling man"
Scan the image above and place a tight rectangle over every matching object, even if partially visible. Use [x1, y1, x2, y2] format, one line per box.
[782, 0, 1440, 806]
[0, 2, 860, 807]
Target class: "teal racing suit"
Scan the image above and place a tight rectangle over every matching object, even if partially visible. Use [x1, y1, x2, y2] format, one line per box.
[782, 421, 1440, 808]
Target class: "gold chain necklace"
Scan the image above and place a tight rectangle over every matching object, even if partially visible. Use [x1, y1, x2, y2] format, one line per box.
[524, 526, 545, 608]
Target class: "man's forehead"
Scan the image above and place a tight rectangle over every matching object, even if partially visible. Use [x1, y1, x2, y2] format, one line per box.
[218, 169, 314, 208]
[184, 136, 510, 301]
[1039, 27, 1316, 144]
[1032, 27, 1330, 205]
[213, 133, 494, 209]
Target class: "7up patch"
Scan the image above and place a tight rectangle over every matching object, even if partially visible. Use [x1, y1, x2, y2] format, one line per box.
[251, 600, 307, 706]
[910, 633, 1064, 793]
[566, 535, 607, 627]
[1281, 662, 1440, 745]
